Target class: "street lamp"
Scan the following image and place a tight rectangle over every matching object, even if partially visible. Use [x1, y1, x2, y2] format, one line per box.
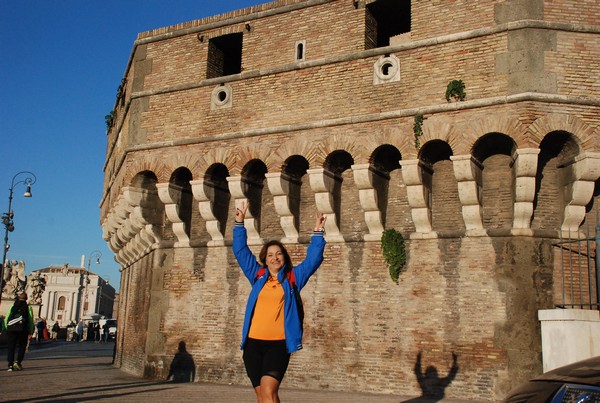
[80, 250, 101, 318]
[0, 171, 37, 296]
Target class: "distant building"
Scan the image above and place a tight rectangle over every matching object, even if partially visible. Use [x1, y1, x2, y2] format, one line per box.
[33, 265, 116, 326]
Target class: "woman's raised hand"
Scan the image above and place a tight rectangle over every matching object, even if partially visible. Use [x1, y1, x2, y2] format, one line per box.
[235, 201, 248, 223]
[315, 212, 326, 229]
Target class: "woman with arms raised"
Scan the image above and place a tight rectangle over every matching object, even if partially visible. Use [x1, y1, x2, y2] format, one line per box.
[233, 201, 326, 403]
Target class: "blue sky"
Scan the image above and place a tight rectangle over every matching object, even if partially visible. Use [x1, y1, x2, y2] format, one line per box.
[0, 0, 262, 291]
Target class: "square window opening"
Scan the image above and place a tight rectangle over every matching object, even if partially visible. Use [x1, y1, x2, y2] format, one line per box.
[207, 32, 243, 79]
[365, 0, 411, 49]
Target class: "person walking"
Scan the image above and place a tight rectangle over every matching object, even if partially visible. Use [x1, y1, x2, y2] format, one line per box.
[4, 292, 34, 371]
[233, 201, 326, 403]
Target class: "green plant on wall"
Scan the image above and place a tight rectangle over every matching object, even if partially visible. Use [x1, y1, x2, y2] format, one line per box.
[105, 109, 116, 131]
[413, 113, 424, 150]
[445, 79, 466, 102]
[381, 228, 407, 282]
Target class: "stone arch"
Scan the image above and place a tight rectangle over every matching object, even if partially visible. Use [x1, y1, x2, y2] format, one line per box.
[278, 155, 311, 237]
[198, 147, 237, 176]
[419, 116, 462, 155]
[130, 170, 159, 188]
[190, 163, 231, 245]
[161, 154, 202, 181]
[420, 140, 462, 233]
[532, 130, 581, 232]
[346, 144, 402, 239]
[232, 144, 276, 176]
[472, 133, 517, 231]
[313, 134, 362, 168]
[268, 136, 319, 171]
[324, 150, 364, 239]
[157, 167, 194, 246]
[126, 157, 171, 184]
[528, 113, 596, 151]
[456, 113, 528, 154]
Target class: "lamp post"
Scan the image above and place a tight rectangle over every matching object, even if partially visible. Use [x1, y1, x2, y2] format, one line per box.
[1, 171, 37, 296]
[80, 250, 101, 319]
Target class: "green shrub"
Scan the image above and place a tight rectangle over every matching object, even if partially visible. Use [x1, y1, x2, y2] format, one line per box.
[445, 79, 466, 102]
[381, 228, 406, 282]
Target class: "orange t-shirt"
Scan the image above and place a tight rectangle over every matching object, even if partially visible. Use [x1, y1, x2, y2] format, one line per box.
[248, 276, 285, 340]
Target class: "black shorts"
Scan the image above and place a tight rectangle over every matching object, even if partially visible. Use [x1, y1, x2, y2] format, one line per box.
[242, 338, 291, 387]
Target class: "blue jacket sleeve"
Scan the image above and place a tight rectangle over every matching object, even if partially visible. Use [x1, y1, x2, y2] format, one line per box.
[232, 222, 261, 283]
[293, 231, 326, 290]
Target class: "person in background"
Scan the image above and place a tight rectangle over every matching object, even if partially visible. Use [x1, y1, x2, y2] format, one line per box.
[94, 322, 101, 343]
[102, 321, 110, 343]
[233, 201, 326, 403]
[4, 293, 34, 371]
[51, 321, 60, 340]
[75, 320, 84, 342]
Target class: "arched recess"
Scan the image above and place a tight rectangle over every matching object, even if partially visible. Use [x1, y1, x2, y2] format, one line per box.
[353, 144, 400, 240]
[472, 133, 517, 232]
[197, 163, 230, 245]
[266, 155, 310, 243]
[324, 150, 359, 241]
[228, 159, 269, 244]
[156, 168, 193, 247]
[532, 131, 587, 233]
[420, 140, 462, 233]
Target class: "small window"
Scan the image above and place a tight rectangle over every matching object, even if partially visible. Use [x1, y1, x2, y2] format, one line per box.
[58, 296, 66, 310]
[295, 41, 306, 61]
[207, 33, 243, 79]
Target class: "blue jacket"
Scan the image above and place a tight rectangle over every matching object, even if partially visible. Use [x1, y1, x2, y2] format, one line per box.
[233, 222, 326, 353]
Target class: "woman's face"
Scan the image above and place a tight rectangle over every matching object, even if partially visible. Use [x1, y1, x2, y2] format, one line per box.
[266, 244, 284, 273]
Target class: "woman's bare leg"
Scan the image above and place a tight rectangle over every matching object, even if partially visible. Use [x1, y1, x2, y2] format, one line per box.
[259, 376, 281, 403]
[253, 386, 263, 403]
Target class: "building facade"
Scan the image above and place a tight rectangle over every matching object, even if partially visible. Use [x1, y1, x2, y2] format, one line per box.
[100, 0, 600, 399]
[34, 265, 116, 326]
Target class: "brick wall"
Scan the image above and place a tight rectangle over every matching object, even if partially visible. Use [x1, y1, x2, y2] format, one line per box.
[101, 0, 600, 400]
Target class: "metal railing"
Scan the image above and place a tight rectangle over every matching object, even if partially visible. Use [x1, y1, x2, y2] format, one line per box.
[553, 217, 599, 310]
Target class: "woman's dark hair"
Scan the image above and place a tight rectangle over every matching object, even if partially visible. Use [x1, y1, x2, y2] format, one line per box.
[259, 240, 293, 271]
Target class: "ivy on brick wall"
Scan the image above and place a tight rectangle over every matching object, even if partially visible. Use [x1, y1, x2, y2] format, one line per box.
[413, 113, 424, 150]
[381, 228, 406, 282]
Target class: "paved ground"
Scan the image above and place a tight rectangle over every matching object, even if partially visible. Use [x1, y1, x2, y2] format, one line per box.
[0, 341, 482, 402]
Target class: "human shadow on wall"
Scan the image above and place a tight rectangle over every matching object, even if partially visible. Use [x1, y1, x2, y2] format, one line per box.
[403, 351, 459, 402]
[166, 340, 196, 383]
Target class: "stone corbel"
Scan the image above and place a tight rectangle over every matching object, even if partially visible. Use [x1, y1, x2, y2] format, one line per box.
[401, 159, 436, 238]
[266, 172, 300, 243]
[560, 152, 600, 234]
[227, 175, 263, 245]
[157, 182, 191, 247]
[124, 186, 163, 253]
[190, 179, 229, 246]
[307, 168, 343, 242]
[352, 164, 388, 241]
[511, 148, 540, 235]
[451, 155, 485, 236]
